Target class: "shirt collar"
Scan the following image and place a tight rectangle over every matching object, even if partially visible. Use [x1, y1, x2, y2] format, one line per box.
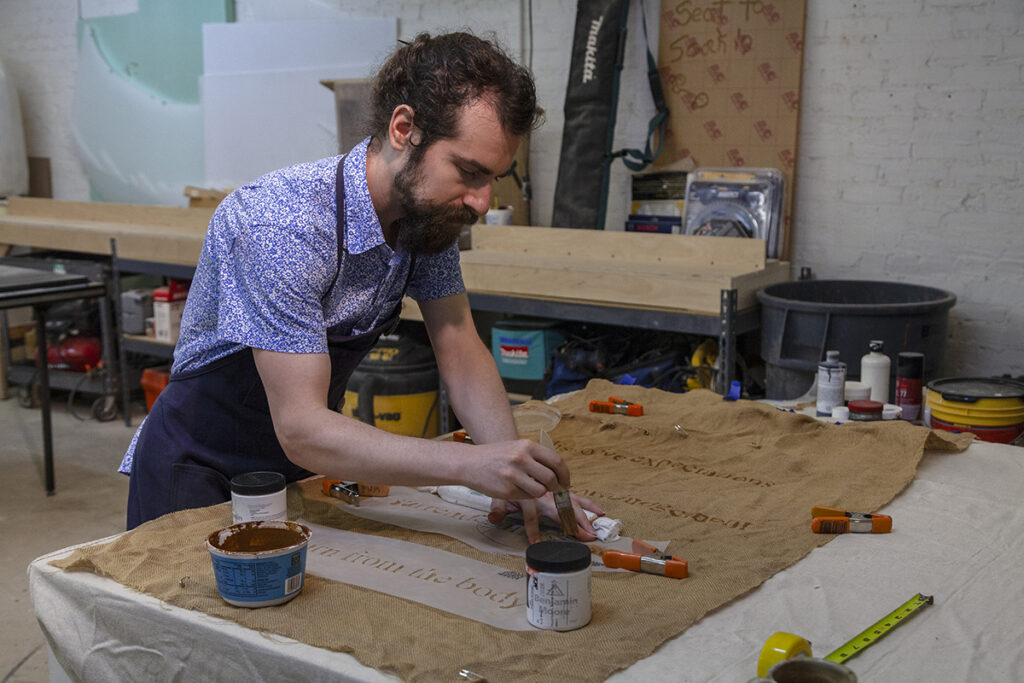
[342, 137, 388, 255]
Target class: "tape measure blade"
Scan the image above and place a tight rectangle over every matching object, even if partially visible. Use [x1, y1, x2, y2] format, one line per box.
[824, 593, 934, 664]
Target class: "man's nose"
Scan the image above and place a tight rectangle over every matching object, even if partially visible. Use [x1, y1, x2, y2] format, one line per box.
[463, 183, 492, 217]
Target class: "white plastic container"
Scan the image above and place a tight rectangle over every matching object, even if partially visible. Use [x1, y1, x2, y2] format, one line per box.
[207, 520, 310, 607]
[861, 340, 891, 404]
[844, 381, 871, 402]
[526, 540, 591, 631]
[231, 471, 287, 523]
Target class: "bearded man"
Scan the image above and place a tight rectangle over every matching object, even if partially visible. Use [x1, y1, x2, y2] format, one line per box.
[122, 32, 601, 542]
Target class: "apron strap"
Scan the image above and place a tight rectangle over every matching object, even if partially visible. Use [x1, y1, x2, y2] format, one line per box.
[325, 152, 418, 310]
[323, 154, 348, 298]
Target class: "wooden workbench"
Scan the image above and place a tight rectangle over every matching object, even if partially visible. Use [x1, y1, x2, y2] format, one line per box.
[0, 199, 792, 400]
[0, 197, 212, 266]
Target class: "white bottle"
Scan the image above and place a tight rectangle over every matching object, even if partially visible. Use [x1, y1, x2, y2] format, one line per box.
[861, 340, 891, 404]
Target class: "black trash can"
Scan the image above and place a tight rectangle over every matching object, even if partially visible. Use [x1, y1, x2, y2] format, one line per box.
[757, 280, 956, 400]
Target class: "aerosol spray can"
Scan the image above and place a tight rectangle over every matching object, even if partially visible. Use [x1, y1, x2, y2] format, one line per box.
[895, 352, 924, 422]
[861, 340, 891, 403]
[816, 350, 846, 417]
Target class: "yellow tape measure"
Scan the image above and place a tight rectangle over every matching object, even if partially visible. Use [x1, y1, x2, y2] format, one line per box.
[825, 593, 933, 663]
[757, 593, 934, 676]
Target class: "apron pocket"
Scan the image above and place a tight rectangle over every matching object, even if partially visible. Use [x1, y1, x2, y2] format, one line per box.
[170, 462, 231, 512]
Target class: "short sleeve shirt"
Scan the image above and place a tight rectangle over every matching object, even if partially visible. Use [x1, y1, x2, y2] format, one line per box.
[171, 137, 465, 375]
[118, 138, 464, 473]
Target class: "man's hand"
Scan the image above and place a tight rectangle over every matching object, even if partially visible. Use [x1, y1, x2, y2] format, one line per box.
[456, 438, 602, 543]
[487, 492, 606, 544]
[464, 439, 570, 500]
[419, 294, 600, 543]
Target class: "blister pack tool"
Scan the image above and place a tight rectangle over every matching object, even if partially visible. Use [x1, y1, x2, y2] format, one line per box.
[681, 167, 785, 258]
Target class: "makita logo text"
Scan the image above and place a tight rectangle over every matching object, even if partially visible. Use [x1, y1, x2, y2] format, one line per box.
[582, 15, 605, 83]
[500, 345, 530, 359]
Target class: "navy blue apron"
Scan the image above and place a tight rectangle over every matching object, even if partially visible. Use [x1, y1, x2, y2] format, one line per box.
[126, 156, 414, 529]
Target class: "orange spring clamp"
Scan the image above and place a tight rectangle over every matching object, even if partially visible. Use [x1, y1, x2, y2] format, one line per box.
[589, 396, 644, 417]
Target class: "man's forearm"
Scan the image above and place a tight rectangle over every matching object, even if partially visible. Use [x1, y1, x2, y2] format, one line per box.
[440, 339, 520, 445]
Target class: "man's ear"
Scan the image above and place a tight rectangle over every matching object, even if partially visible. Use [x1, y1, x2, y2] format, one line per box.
[388, 104, 417, 152]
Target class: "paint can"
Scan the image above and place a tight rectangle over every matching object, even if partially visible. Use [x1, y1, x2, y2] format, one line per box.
[230, 471, 287, 523]
[925, 377, 1024, 444]
[816, 350, 846, 417]
[525, 540, 591, 631]
[748, 657, 857, 683]
[206, 520, 311, 607]
[847, 399, 884, 422]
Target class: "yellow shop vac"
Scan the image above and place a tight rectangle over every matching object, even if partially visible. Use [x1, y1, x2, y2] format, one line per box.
[341, 333, 440, 438]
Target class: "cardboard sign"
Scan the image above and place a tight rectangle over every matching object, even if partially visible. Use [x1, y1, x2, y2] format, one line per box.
[656, 0, 807, 258]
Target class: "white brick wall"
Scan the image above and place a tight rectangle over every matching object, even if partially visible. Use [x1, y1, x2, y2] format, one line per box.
[0, 0, 89, 200]
[797, 0, 1024, 377]
[1, 0, 1020, 377]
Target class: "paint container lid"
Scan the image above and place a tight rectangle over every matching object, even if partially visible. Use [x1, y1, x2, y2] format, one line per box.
[926, 377, 1024, 403]
[882, 404, 901, 420]
[526, 540, 591, 573]
[848, 400, 884, 415]
[230, 471, 286, 496]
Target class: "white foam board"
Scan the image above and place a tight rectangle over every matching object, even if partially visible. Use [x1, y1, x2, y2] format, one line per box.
[202, 19, 396, 75]
[200, 18, 395, 189]
[201, 66, 367, 189]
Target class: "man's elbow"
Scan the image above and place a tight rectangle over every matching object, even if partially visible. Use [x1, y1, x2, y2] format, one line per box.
[271, 412, 321, 469]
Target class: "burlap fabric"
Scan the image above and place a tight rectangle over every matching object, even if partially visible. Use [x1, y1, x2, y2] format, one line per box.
[53, 379, 972, 681]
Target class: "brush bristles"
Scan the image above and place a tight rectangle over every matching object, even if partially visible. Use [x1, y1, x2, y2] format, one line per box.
[553, 490, 578, 536]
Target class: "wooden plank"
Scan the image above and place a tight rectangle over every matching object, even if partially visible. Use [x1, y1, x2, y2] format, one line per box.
[7, 197, 215, 229]
[462, 263, 790, 315]
[184, 186, 229, 209]
[460, 250, 789, 314]
[0, 215, 204, 266]
[469, 225, 768, 271]
[728, 261, 792, 310]
[27, 157, 53, 198]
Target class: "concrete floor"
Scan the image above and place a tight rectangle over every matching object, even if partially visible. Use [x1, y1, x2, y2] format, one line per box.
[0, 388, 141, 683]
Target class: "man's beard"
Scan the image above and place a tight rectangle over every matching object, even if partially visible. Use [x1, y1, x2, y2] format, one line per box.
[392, 152, 480, 255]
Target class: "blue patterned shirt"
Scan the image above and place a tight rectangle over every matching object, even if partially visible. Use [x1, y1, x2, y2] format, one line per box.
[119, 138, 465, 473]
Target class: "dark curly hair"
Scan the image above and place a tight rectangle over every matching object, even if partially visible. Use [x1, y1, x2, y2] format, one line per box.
[367, 32, 543, 153]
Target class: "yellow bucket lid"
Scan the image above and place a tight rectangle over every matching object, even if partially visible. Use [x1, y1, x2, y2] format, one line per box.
[926, 377, 1024, 425]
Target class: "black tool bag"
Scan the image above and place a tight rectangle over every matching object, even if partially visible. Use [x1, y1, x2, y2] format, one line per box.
[552, 0, 668, 230]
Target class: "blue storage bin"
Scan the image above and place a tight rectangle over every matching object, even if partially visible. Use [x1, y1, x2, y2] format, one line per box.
[491, 319, 566, 381]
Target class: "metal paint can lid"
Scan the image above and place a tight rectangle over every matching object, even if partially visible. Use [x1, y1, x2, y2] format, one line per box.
[230, 471, 286, 496]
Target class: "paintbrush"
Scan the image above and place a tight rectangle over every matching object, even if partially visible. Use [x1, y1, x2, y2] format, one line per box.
[540, 430, 578, 537]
